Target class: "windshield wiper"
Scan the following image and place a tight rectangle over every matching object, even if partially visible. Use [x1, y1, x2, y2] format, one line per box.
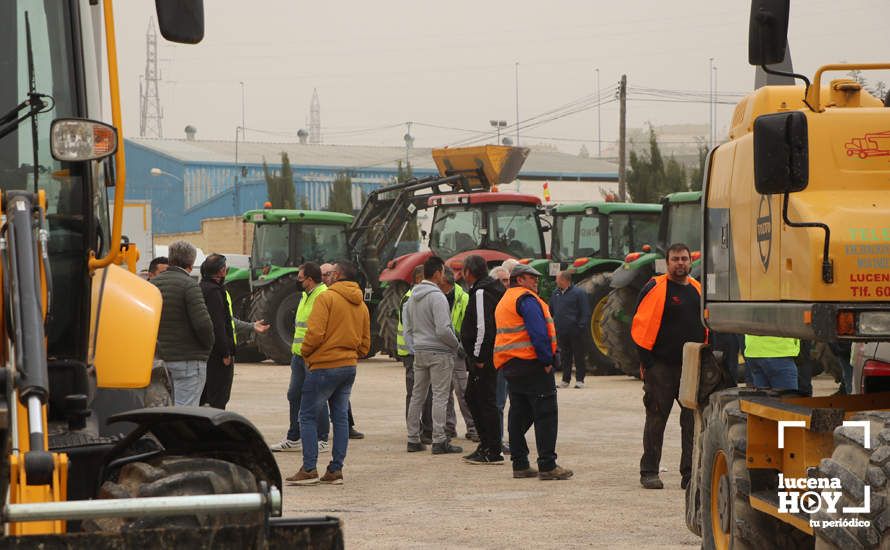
[0, 12, 55, 192]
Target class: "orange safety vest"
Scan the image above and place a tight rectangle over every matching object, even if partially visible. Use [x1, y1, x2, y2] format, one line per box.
[631, 274, 704, 351]
[493, 286, 558, 369]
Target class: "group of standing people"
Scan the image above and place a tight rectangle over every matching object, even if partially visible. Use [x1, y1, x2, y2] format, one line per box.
[150, 241, 269, 409]
[400, 254, 573, 480]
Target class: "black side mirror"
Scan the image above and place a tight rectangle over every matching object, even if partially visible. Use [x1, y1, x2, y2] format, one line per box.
[753, 111, 809, 194]
[748, 0, 790, 66]
[155, 0, 204, 44]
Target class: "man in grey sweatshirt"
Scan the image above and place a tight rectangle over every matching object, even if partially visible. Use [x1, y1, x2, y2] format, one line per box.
[404, 256, 463, 455]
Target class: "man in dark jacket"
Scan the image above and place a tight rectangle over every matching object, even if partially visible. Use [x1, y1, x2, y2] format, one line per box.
[151, 240, 215, 406]
[198, 254, 269, 409]
[550, 270, 591, 388]
[459, 254, 506, 465]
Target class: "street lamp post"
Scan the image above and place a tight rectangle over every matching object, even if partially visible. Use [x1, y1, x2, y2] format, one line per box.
[489, 120, 507, 145]
[595, 68, 601, 157]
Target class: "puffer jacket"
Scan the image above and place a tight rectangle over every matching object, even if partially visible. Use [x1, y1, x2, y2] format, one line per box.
[152, 266, 214, 361]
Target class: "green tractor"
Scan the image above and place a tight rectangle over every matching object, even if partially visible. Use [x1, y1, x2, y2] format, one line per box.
[598, 191, 703, 378]
[226, 209, 353, 364]
[546, 202, 663, 374]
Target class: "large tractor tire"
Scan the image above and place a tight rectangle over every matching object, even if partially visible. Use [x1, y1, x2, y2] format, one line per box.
[600, 286, 642, 378]
[249, 275, 301, 365]
[577, 272, 621, 375]
[85, 456, 261, 533]
[376, 281, 409, 359]
[699, 388, 812, 549]
[813, 411, 890, 548]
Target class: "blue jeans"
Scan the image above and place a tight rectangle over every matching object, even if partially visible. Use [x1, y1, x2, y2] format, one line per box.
[165, 360, 206, 407]
[747, 357, 798, 391]
[287, 356, 330, 441]
[496, 367, 508, 442]
[299, 366, 356, 473]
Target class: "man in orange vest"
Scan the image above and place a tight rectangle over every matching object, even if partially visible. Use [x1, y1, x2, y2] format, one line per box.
[494, 264, 573, 480]
[631, 243, 705, 490]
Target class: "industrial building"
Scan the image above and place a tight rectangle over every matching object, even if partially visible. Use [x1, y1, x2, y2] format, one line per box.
[122, 135, 620, 252]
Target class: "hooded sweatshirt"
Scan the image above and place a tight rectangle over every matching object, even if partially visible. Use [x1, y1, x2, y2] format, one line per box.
[301, 280, 371, 370]
[404, 280, 460, 355]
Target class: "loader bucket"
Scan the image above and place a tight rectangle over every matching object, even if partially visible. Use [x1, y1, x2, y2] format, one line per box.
[432, 145, 529, 188]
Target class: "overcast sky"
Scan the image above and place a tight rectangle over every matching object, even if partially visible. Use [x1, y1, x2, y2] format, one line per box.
[113, 0, 890, 154]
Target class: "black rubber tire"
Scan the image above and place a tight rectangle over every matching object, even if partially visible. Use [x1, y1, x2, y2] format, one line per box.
[600, 286, 642, 378]
[84, 456, 261, 532]
[224, 279, 268, 363]
[577, 272, 620, 375]
[376, 281, 409, 359]
[249, 275, 301, 365]
[699, 388, 812, 549]
[813, 411, 890, 549]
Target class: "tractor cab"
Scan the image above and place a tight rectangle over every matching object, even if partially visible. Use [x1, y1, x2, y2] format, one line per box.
[428, 192, 546, 275]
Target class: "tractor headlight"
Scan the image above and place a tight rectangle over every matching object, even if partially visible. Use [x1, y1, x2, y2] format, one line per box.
[50, 118, 118, 162]
[858, 311, 890, 336]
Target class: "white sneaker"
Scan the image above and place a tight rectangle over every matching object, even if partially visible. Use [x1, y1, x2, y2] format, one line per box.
[558, 381, 570, 389]
[270, 438, 301, 452]
[318, 440, 330, 453]
[575, 381, 585, 389]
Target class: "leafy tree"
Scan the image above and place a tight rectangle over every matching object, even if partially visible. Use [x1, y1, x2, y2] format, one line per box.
[262, 152, 296, 209]
[688, 139, 709, 192]
[627, 125, 694, 202]
[328, 171, 354, 214]
[869, 81, 887, 102]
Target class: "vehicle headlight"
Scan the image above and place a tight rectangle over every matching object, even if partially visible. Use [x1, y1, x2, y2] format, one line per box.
[50, 118, 117, 162]
[858, 311, 890, 336]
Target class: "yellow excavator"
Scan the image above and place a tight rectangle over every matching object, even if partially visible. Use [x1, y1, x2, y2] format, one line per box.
[0, 1, 339, 546]
[682, 0, 890, 548]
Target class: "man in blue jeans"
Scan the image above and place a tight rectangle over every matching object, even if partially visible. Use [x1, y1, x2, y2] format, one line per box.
[744, 335, 799, 391]
[288, 260, 370, 485]
[270, 263, 330, 454]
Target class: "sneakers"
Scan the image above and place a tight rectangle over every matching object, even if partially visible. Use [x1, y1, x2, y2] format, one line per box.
[513, 467, 538, 479]
[407, 441, 427, 452]
[641, 475, 664, 489]
[349, 428, 365, 440]
[558, 381, 570, 389]
[539, 465, 574, 480]
[286, 467, 319, 485]
[318, 440, 330, 453]
[465, 432, 480, 443]
[574, 381, 585, 389]
[320, 469, 344, 485]
[270, 438, 301, 452]
[462, 450, 504, 465]
[431, 441, 463, 455]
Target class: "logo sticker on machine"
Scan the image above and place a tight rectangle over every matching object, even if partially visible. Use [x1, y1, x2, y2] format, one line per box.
[757, 195, 772, 271]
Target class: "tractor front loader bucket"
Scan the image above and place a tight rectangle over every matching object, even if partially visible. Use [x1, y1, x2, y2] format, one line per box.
[432, 145, 529, 188]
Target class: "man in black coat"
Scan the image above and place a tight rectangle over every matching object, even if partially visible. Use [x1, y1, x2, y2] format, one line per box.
[199, 254, 269, 409]
[459, 254, 506, 465]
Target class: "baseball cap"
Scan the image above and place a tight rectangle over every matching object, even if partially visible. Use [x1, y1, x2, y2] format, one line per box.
[510, 264, 541, 278]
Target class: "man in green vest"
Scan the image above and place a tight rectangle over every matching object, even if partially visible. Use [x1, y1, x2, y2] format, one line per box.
[270, 262, 331, 452]
[199, 253, 269, 409]
[400, 265, 433, 444]
[440, 266, 477, 442]
[743, 335, 800, 392]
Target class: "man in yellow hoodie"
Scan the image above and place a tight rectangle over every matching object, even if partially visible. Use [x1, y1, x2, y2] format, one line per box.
[288, 260, 371, 486]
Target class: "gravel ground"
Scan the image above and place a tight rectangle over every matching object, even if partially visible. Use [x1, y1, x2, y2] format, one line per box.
[227, 356, 837, 549]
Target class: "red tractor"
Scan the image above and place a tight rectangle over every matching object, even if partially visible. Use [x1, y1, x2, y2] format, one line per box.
[376, 191, 548, 357]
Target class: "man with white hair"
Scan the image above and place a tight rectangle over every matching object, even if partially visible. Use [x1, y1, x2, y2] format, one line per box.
[151, 240, 215, 406]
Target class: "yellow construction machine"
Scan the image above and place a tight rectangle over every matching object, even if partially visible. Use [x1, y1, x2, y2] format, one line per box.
[0, 1, 339, 546]
[682, 0, 890, 548]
